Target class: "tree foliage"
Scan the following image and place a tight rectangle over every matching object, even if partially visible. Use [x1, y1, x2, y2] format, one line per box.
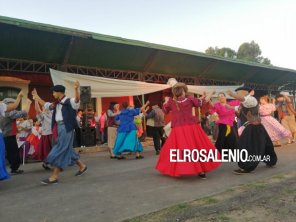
[205, 40, 271, 65]
[205, 47, 237, 59]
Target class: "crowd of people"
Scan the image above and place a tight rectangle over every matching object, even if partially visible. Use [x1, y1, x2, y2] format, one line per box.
[1, 80, 296, 184]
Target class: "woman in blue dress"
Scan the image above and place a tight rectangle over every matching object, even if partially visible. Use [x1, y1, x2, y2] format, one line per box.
[0, 91, 23, 180]
[113, 102, 148, 159]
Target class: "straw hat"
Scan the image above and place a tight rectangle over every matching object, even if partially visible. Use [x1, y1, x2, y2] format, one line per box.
[172, 82, 188, 96]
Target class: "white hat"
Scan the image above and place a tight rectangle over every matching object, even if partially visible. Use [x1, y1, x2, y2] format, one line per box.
[167, 78, 178, 87]
[2, 98, 16, 104]
[280, 91, 290, 96]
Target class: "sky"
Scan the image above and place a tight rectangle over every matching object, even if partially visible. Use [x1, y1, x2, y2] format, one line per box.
[1, 0, 296, 70]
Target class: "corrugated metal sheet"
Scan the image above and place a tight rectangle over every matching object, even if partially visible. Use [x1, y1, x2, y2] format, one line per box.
[1, 15, 296, 86]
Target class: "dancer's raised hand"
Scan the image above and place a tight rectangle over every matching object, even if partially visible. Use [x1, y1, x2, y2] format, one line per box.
[227, 90, 233, 96]
[17, 90, 24, 98]
[32, 88, 39, 100]
[74, 81, 80, 90]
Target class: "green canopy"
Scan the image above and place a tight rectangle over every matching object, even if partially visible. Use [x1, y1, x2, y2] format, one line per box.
[1, 16, 296, 89]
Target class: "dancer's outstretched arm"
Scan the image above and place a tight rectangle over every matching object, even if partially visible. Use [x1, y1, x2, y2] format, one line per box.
[74, 81, 80, 103]
[227, 90, 245, 102]
[32, 88, 46, 106]
[6, 90, 23, 112]
[34, 97, 42, 114]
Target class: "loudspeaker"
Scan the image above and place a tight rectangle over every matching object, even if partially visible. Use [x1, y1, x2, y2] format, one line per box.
[80, 86, 91, 103]
[80, 127, 96, 147]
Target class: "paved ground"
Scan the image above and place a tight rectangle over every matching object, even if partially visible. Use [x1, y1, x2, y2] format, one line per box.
[0, 143, 295, 222]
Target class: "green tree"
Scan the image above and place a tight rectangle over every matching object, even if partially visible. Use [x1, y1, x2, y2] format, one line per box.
[237, 40, 271, 65]
[205, 41, 271, 65]
[205, 47, 236, 59]
[259, 57, 271, 65]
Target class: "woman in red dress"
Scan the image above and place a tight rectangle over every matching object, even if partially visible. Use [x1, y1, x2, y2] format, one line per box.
[156, 83, 221, 178]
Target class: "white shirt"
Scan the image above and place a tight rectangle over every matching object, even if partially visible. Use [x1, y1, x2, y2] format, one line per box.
[94, 115, 101, 123]
[37, 111, 53, 135]
[235, 95, 258, 112]
[0, 103, 7, 117]
[0, 103, 7, 133]
[44, 97, 80, 121]
[18, 120, 32, 137]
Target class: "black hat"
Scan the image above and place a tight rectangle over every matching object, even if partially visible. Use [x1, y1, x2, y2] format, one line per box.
[235, 86, 252, 92]
[51, 85, 66, 93]
[109, 101, 119, 110]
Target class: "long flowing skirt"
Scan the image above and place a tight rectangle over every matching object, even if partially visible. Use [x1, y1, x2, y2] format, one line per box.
[0, 133, 9, 180]
[238, 124, 277, 171]
[261, 116, 291, 141]
[46, 124, 79, 169]
[113, 130, 143, 155]
[156, 124, 221, 177]
[33, 134, 53, 161]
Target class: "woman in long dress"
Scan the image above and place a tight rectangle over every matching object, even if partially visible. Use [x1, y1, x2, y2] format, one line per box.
[210, 92, 240, 153]
[156, 83, 221, 178]
[227, 88, 277, 174]
[113, 102, 148, 159]
[259, 95, 292, 147]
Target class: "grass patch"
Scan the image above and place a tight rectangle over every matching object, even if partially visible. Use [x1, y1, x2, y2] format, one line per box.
[216, 213, 232, 222]
[226, 188, 235, 192]
[201, 197, 219, 205]
[283, 188, 296, 194]
[272, 174, 285, 180]
[244, 182, 267, 189]
[278, 207, 290, 217]
[169, 203, 190, 212]
[127, 219, 142, 222]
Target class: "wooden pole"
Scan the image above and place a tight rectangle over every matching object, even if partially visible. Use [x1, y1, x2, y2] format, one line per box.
[142, 94, 147, 141]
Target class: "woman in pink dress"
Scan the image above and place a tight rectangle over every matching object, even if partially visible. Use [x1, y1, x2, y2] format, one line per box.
[210, 92, 240, 153]
[259, 96, 292, 147]
[156, 83, 221, 178]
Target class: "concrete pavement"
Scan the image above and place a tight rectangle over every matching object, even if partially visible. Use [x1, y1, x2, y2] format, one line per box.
[0, 144, 295, 222]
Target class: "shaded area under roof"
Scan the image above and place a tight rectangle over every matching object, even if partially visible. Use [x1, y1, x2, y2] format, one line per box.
[1, 16, 296, 88]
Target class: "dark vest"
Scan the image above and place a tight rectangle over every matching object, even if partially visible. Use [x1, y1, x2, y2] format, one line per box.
[51, 98, 78, 132]
[153, 106, 165, 127]
[239, 104, 260, 126]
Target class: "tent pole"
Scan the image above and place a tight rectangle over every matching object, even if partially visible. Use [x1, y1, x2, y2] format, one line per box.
[142, 94, 147, 141]
[293, 88, 296, 108]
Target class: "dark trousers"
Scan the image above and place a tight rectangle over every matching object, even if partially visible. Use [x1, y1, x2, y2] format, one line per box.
[152, 127, 166, 151]
[215, 124, 238, 153]
[103, 127, 108, 143]
[238, 124, 277, 172]
[4, 135, 21, 171]
[73, 128, 81, 147]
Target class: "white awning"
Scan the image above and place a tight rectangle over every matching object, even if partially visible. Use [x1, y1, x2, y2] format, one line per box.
[50, 69, 242, 98]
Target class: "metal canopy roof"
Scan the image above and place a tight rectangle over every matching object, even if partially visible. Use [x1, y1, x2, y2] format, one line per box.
[1, 16, 296, 89]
